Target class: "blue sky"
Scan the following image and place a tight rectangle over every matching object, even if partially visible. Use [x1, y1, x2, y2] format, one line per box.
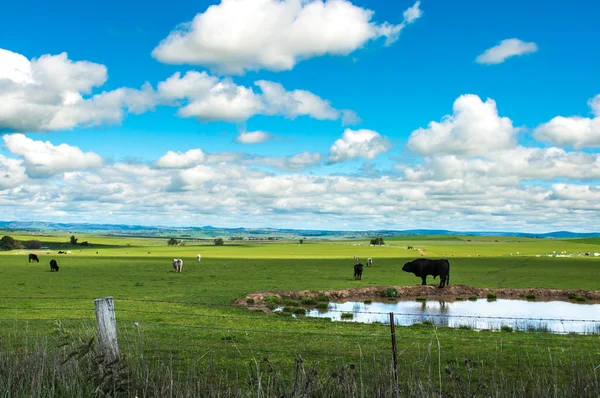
[0, 0, 599, 231]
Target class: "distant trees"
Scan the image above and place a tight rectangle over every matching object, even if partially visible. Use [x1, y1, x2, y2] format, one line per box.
[70, 235, 78, 245]
[167, 238, 180, 246]
[299, 239, 304, 244]
[1, 236, 22, 251]
[214, 238, 224, 246]
[23, 240, 42, 249]
[80, 241, 89, 246]
[370, 237, 385, 246]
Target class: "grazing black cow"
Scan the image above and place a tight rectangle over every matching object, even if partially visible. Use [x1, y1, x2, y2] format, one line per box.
[50, 259, 59, 272]
[402, 258, 450, 288]
[354, 263, 364, 280]
[28, 253, 39, 263]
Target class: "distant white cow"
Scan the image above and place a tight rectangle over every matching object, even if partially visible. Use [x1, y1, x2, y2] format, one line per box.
[172, 258, 183, 273]
[66, 251, 72, 255]
[196, 254, 201, 263]
[367, 258, 373, 267]
[354, 255, 359, 262]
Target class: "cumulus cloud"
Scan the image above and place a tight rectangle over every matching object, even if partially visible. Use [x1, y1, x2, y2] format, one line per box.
[407, 94, 517, 156]
[156, 149, 207, 169]
[0, 48, 157, 132]
[4, 155, 600, 232]
[403, 147, 600, 183]
[247, 151, 322, 170]
[3, 134, 103, 178]
[328, 129, 392, 163]
[236, 131, 274, 144]
[476, 38, 538, 65]
[157, 71, 356, 123]
[533, 94, 600, 149]
[0, 154, 27, 189]
[152, 0, 422, 74]
[155, 146, 320, 172]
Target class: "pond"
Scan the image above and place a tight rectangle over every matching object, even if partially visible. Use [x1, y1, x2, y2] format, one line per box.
[294, 298, 600, 334]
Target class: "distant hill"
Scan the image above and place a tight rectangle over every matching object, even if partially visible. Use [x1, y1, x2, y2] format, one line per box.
[0, 221, 598, 239]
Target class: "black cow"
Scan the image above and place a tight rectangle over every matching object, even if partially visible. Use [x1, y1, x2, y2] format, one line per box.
[402, 258, 450, 288]
[28, 253, 39, 263]
[50, 259, 59, 272]
[354, 263, 364, 280]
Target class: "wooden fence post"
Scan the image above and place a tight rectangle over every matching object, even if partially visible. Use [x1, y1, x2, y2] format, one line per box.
[389, 312, 399, 398]
[95, 296, 120, 362]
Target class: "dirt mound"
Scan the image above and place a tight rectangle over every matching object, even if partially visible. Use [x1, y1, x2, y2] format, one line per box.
[235, 285, 600, 309]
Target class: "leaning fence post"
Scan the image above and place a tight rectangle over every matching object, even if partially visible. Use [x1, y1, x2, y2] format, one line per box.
[389, 312, 399, 398]
[95, 296, 120, 362]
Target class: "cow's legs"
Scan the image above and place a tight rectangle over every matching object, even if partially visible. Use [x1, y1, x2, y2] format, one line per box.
[421, 276, 427, 285]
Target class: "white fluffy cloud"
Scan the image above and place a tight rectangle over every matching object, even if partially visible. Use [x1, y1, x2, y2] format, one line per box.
[157, 71, 355, 123]
[0, 48, 157, 132]
[156, 149, 207, 169]
[407, 94, 517, 156]
[3, 155, 599, 232]
[3, 134, 103, 178]
[403, 147, 600, 183]
[154, 146, 321, 172]
[0, 154, 27, 189]
[533, 94, 600, 149]
[475, 38, 538, 65]
[152, 0, 422, 74]
[236, 131, 274, 144]
[328, 129, 392, 163]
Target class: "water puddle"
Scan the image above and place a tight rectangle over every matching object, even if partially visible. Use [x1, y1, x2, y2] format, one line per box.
[283, 298, 600, 334]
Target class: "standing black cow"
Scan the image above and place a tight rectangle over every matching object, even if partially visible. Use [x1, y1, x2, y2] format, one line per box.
[402, 258, 450, 288]
[354, 263, 364, 280]
[50, 259, 59, 272]
[28, 253, 39, 263]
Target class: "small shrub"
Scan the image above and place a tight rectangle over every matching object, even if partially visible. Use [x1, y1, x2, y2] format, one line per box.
[246, 298, 255, 304]
[501, 325, 513, 333]
[568, 292, 577, 300]
[487, 293, 497, 300]
[264, 296, 280, 306]
[221, 335, 233, 341]
[421, 320, 433, 326]
[293, 308, 306, 315]
[575, 295, 586, 302]
[283, 299, 299, 306]
[468, 295, 478, 301]
[455, 297, 464, 301]
[317, 293, 329, 302]
[363, 300, 372, 304]
[379, 288, 399, 298]
[135, 281, 144, 287]
[282, 307, 294, 313]
[341, 312, 353, 319]
[316, 302, 329, 309]
[416, 296, 427, 301]
[525, 294, 536, 300]
[458, 324, 472, 330]
[301, 298, 317, 305]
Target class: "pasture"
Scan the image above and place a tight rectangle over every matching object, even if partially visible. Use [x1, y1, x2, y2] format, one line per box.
[1, 232, 600, 396]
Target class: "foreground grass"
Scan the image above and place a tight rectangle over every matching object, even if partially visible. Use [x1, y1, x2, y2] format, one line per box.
[1, 324, 599, 397]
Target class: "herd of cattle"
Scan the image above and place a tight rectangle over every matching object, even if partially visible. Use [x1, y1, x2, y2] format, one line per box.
[25, 251, 451, 288]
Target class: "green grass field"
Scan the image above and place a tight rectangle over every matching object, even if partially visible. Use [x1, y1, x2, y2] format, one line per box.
[1, 231, 600, 396]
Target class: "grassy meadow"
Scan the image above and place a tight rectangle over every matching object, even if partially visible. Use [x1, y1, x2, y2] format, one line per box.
[1, 231, 600, 396]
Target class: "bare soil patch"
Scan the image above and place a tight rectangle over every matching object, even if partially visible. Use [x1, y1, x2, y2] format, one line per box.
[235, 284, 600, 310]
